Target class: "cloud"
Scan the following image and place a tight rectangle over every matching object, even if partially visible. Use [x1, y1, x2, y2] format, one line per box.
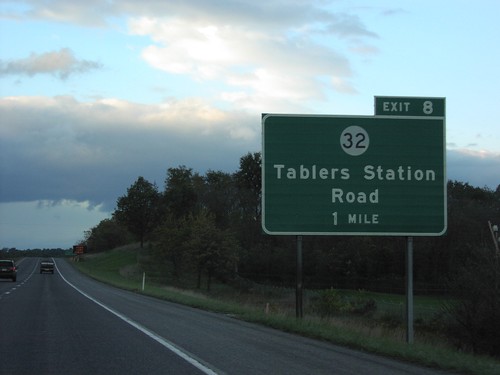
[0, 48, 102, 79]
[5, 1, 377, 109]
[323, 13, 378, 38]
[0, 95, 259, 210]
[9, 1, 376, 37]
[128, 13, 361, 110]
[1, 0, 118, 27]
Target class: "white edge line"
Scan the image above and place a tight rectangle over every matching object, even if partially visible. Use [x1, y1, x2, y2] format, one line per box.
[55, 260, 220, 375]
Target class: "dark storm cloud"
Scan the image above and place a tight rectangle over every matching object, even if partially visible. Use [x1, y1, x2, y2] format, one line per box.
[0, 96, 257, 211]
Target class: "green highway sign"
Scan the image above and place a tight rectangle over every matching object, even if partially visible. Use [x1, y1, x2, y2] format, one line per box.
[262, 114, 446, 236]
[375, 96, 445, 117]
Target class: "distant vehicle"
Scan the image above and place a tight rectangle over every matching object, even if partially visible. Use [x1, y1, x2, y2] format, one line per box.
[40, 260, 55, 274]
[0, 259, 17, 282]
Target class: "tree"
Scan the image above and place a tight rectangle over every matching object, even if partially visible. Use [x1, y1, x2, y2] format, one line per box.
[202, 170, 238, 229]
[114, 176, 161, 248]
[153, 214, 192, 279]
[84, 218, 132, 252]
[187, 210, 239, 290]
[234, 152, 261, 221]
[164, 166, 198, 219]
[233, 152, 263, 258]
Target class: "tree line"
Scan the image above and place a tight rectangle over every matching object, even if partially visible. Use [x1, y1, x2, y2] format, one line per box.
[0, 248, 69, 258]
[83, 152, 500, 293]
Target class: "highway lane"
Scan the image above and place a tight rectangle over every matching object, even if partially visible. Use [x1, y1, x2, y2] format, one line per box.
[0, 258, 38, 304]
[0, 258, 32, 292]
[0, 258, 453, 375]
[0, 258, 205, 375]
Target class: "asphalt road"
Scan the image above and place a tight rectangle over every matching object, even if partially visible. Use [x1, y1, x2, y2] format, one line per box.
[0, 258, 454, 375]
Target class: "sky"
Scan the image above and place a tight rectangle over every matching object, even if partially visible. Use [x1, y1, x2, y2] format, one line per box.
[1, 0, 499, 250]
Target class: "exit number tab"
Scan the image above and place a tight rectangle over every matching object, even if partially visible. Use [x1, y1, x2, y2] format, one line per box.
[374, 96, 445, 117]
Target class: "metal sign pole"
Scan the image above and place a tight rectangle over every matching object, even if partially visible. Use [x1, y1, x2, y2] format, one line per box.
[488, 221, 499, 290]
[406, 236, 414, 344]
[296, 235, 303, 318]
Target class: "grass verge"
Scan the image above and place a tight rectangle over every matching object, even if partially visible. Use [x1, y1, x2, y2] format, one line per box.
[72, 247, 500, 375]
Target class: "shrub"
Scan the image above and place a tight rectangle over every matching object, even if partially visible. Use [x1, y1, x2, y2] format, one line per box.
[311, 288, 377, 317]
[444, 247, 500, 357]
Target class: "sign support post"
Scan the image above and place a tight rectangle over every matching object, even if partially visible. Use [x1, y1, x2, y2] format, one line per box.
[406, 236, 414, 344]
[262, 96, 446, 329]
[374, 96, 445, 345]
[296, 235, 303, 318]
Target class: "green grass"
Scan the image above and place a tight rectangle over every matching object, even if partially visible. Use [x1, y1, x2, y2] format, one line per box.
[72, 246, 500, 375]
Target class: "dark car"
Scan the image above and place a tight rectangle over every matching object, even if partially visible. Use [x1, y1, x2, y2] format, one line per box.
[40, 260, 55, 274]
[0, 260, 17, 282]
